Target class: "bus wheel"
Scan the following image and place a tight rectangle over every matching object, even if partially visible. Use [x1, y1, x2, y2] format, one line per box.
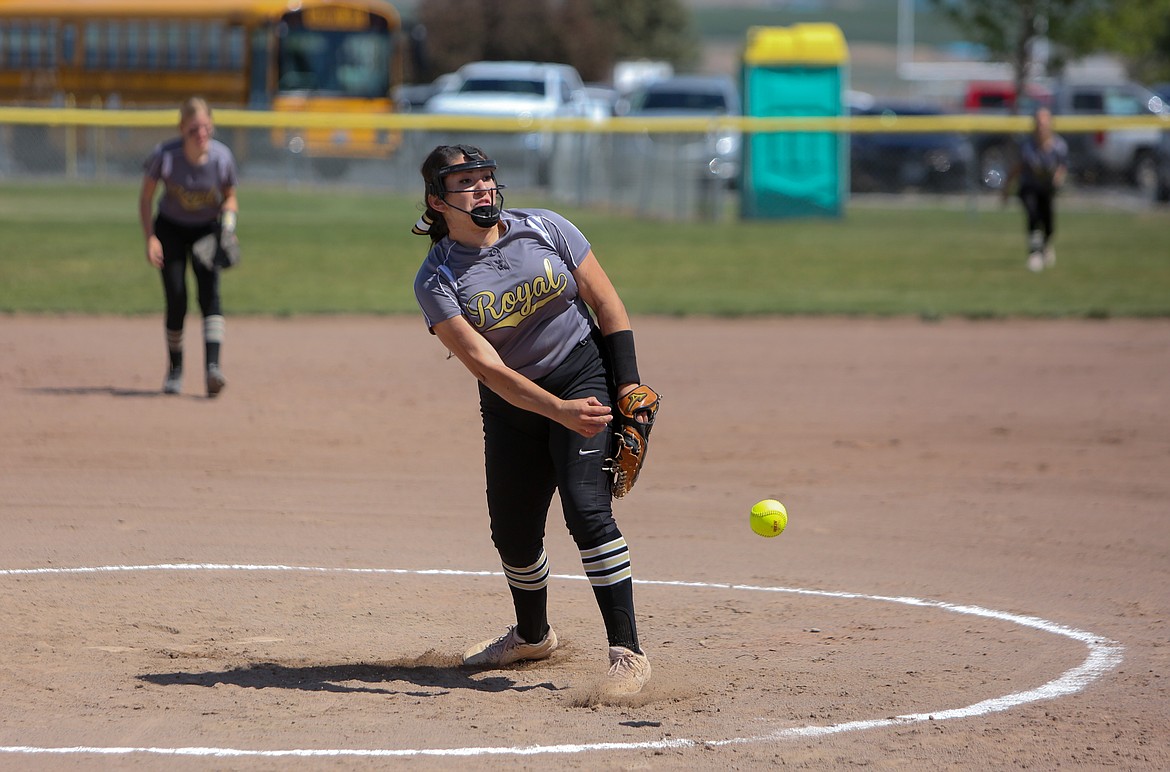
[1132, 151, 1158, 198]
[312, 158, 350, 180]
[14, 126, 65, 172]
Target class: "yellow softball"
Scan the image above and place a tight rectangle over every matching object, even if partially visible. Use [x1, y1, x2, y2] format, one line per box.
[750, 499, 788, 538]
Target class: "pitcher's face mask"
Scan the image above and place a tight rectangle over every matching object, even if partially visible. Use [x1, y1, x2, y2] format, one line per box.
[429, 148, 506, 228]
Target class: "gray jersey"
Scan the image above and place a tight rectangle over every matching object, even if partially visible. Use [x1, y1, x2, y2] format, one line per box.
[1019, 134, 1068, 191]
[143, 138, 238, 226]
[414, 208, 595, 379]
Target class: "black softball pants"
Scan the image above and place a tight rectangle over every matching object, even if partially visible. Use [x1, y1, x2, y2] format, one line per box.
[478, 332, 641, 651]
[479, 333, 618, 559]
[155, 214, 221, 331]
[1018, 185, 1056, 246]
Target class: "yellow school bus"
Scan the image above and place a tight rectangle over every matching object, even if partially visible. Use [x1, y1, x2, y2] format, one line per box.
[0, 0, 406, 169]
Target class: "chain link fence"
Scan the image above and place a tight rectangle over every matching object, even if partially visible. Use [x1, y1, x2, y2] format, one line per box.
[1, 112, 1165, 217]
[0, 117, 740, 221]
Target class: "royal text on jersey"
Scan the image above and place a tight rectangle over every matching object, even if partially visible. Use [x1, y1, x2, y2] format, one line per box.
[466, 258, 568, 331]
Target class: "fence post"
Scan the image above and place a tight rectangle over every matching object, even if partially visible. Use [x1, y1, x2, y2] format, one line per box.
[65, 94, 78, 178]
[92, 96, 107, 179]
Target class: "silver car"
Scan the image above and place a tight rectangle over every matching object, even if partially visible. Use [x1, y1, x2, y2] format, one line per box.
[620, 74, 742, 186]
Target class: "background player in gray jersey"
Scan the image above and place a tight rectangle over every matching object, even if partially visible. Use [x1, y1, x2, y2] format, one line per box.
[1003, 107, 1068, 273]
[139, 97, 239, 396]
[413, 144, 652, 696]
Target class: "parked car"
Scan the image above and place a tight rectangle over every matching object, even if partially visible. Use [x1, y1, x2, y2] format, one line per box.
[1051, 79, 1169, 194]
[849, 102, 974, 193]
[618, 74, 742, 186]
[1155, 126, 1170, 203]
[1150, 82, 1170, 108]
[393, 73, 456, 112]
[423, 60, 589, 184]
[581, 85, 621, 120]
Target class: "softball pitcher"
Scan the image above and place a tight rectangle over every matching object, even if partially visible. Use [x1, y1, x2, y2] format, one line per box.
[412, 144, 658, 696]
[138, 97, 239, 397]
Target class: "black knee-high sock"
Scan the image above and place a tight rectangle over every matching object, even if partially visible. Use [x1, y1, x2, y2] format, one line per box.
[592, 579, 640, 653]
[508, 585, 548, 644]
[580, 535, 641, 653]
[502, 551, 550, 644]
[166, 328, 183, 371]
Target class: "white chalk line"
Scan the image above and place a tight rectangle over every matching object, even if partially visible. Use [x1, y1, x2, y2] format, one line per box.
[0, 563, 1124, 759]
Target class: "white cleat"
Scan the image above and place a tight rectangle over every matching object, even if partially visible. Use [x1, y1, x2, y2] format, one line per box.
[604, 646, 651, 696]
[163, 368, 182, 395]
[462, 626, 558, 667]
[206, 364, 226, 397]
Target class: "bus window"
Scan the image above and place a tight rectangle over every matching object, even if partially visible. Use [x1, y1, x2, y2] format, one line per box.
[145, 21, 160, 70]
[62, 23, 76, 66]
[337, 35, 390, 97]
[47, 21, 59, 68]
[125, 21, 141, 69]
[278, 28, 390, 96]
[227, 26, 244, 70]
[249, 27, 270, 107]
[84, 22, 100, 69]
[27, 22, 42, 68]
[186, 23, 201, 69]
[24, 23, 33, 68]
[7, 22, 23, 68]
[165, 22, 180, 69]
[279, 30, 320, 91]
[206, 22, 222, 70]
[106, 21, 121, 70]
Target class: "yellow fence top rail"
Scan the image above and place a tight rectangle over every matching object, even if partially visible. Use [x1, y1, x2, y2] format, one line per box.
[0, 106, 1166, 134]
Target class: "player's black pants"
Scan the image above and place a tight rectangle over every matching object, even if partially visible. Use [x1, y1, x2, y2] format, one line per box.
[479, 332, 641, 651]
[155, 215, 222, 371]
[156, 214, 221, 329]
[1018, 185, 1056, 249]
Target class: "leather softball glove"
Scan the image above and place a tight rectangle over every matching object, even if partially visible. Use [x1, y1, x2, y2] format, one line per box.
[606, 384, 661, 499]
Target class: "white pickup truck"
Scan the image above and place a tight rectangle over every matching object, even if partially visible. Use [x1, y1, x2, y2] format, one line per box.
[424, 61, 590, 185]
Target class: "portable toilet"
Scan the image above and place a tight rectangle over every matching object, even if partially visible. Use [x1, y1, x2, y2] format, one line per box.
[740, 23, 849, 218]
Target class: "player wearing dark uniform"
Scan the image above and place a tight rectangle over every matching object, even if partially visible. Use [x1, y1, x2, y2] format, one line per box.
[1005, 106, 1068, 272]
[139, 97, 239, 396]
[412, 144, 651, 696]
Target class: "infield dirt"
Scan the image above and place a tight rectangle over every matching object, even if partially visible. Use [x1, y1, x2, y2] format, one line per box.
[1, 315, 1167, 770]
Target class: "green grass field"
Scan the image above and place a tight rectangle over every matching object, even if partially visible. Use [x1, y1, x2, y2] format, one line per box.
[1, 181, 1167, 318]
